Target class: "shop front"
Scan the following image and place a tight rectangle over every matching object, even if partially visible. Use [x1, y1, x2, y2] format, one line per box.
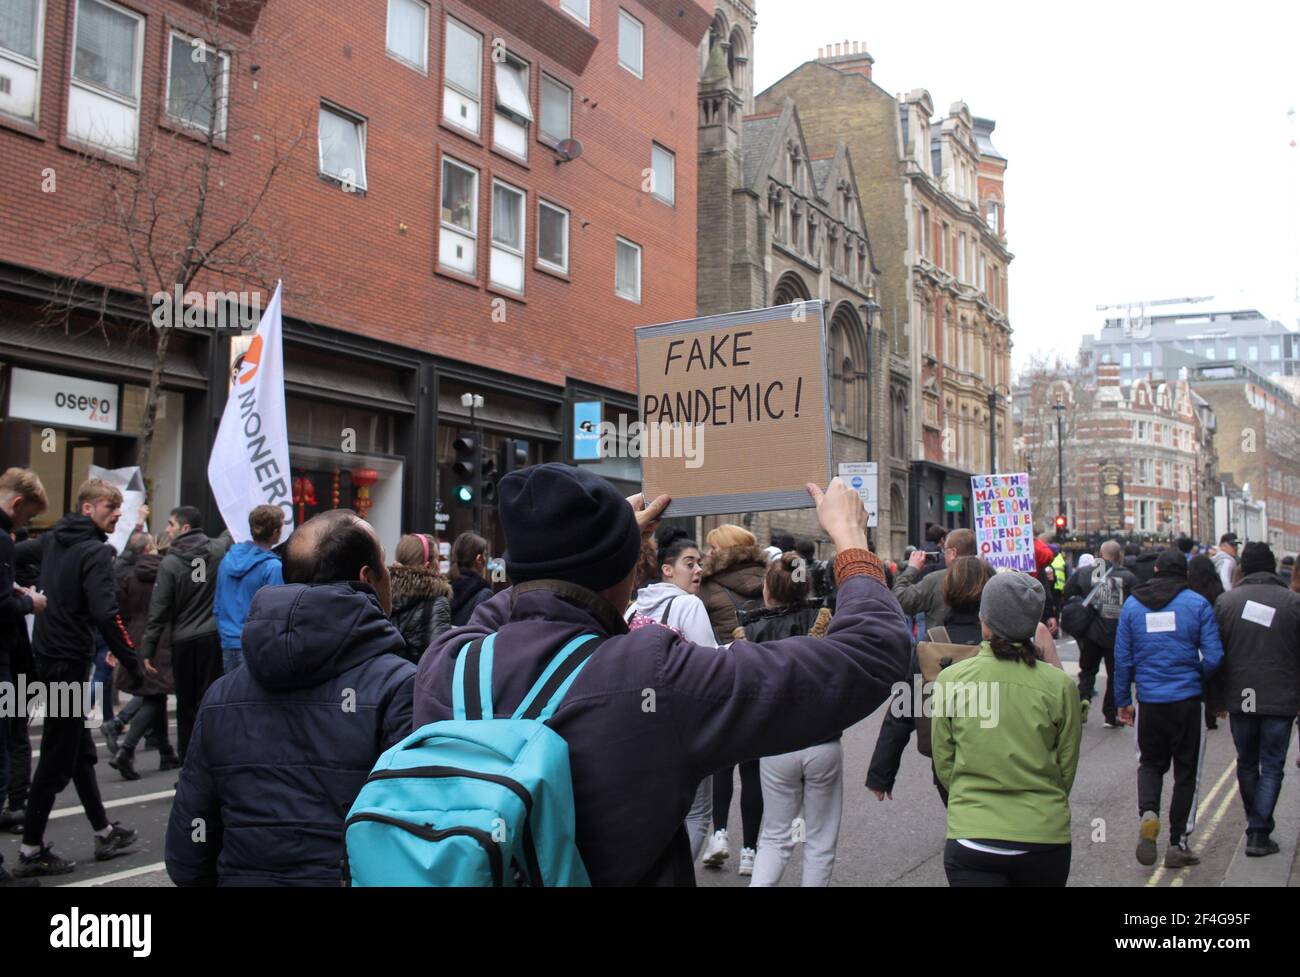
[909, 459, 974, 543]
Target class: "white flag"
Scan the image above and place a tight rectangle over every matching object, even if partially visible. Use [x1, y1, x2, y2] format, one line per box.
[207, 281, 294, 544]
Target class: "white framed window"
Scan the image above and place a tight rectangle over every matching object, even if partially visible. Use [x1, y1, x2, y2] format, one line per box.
[615, 236, 641, 302]
[67, 0, 144, 158]
[318, 103, 367, 190]
[490, 179, 526, 292]
[386, 0, 428, 71]
[1121, 351, 1131, 369]
[439, 155, 478, 275]
[559, 0, 589, 26]
[1271, 343, 1280, 359]
[650, 143, 674, 205]
[1248, 345, 1258, 360]
[493, 50, 532, 159]
[539, 73, 570, 145]
[0, 0, 45, 122]
[537, 199, 569, 273]
[1142, 349, 1152, 367]
[442, 17, 481, 134]
[165, 32, 229, 137]
[957, 232, 966, 282]
[985, 199, 998, 232]
[1226, 346, 1236, 360]
[618, 9, 643, 78]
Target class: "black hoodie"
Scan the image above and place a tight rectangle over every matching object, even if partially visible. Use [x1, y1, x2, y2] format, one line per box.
[450, 571, 492, 627]
[31, 513, 140, 676]
[0, 507, 34, 670]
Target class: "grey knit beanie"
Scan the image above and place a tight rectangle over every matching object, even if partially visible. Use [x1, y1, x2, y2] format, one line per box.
[979, 572, 1045, 643]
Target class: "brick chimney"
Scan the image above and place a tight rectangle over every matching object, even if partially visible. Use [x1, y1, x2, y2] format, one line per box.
[817, 40, 874, 80]
[1096, 362, 1123, 403]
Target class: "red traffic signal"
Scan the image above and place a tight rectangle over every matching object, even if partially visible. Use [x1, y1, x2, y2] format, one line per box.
[1054, 515, 1068, 531]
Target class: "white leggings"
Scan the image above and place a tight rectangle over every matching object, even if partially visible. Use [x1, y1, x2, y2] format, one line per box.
[750, 741, 844, 887]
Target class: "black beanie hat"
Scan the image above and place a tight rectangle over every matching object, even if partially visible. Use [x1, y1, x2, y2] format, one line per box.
[1153, 548, 1187, 577]
[1240, 541, 1276, 576]
[499, 463, 641, 593]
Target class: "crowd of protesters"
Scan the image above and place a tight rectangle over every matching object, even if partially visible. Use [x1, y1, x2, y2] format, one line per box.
[1, 460, 1296, 888]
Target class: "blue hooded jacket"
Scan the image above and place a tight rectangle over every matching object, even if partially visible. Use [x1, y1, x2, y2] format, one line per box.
[1114, 587, 1223, 708]
[165, 582, 415, 886]
[214, 541, 283, 650]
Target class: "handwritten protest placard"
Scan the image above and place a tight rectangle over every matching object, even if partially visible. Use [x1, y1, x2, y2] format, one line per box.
[970, 472, 1035, 572]
[634, 302, 831, 517]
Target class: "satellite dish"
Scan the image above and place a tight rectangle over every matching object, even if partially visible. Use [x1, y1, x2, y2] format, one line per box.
[555, 138, 583, 164]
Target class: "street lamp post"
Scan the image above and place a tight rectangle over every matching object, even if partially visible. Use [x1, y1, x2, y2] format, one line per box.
[1053, 395, 1066, 530]
[986, 383, 1012, 473]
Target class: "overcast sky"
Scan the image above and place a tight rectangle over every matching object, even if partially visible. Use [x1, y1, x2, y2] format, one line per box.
[752, 0, 1300, 375]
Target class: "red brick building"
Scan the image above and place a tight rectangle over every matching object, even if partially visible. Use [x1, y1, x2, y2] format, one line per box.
[0, 0, 710, 551]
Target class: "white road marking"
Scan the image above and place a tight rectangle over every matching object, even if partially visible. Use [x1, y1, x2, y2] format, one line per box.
[59, 861, 168, 887]
[49, 789, 175, 820]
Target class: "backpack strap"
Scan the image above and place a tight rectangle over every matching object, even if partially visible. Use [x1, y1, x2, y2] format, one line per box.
[513, 633, 608, 722]
[659, 596, 678, 625]
[451, 635, 496, 721]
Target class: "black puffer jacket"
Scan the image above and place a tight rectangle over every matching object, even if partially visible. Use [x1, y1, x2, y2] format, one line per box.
[165, 581, 415, 886]
[388, 563, 452, 664]
[31, 513, 139, 674]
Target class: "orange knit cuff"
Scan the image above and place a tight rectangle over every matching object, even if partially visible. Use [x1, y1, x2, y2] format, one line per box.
[833, 548, 885, 587]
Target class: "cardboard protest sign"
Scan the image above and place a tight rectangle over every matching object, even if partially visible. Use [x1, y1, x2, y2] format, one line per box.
[970, 472, 1035, 572]
[635, 302, 831, 517]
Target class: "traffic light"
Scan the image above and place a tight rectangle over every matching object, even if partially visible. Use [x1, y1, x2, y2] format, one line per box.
[480, 449, 499, 505]
[499, 439, 528, 478]
[452, 433, 479, 505]
[1054, 514, 1068, 538]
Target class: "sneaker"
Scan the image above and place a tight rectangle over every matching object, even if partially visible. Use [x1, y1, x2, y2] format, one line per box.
[109, 748, 141, 782]
[737, 847, 756, 876]
[1163, 844, 1200, 868]
[94, 823, 138, 861]
[101, 718, 123, 756]
[701, 829, 730, 868]
[1080, 699, 1090, 722]
[1246, 832, 1280, 857]
[1136, 812, 1160, 866]
[0, 863, 40, 887]
[159, 752, 182, 772]
[1102, 719, 1120, 729]
[13, 845, 75, 877]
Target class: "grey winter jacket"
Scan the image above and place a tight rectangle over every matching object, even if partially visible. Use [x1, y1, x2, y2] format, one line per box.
[142, 528, 233, 658]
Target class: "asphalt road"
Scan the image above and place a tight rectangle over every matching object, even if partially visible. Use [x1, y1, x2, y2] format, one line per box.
[6, 640, 1297, 888]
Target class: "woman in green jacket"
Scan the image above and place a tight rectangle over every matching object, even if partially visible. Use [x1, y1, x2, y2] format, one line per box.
[931, 572, 1083, 886]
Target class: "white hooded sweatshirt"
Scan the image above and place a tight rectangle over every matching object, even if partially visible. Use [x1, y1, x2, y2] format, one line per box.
[629, 581, 718, 648]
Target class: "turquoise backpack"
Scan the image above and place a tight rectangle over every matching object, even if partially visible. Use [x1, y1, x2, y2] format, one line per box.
[343, 631, 604, 886]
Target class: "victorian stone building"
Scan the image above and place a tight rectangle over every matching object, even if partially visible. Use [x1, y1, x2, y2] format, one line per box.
[1015, 363, 1217, 546]
[696, 4, 903, 555]
[762, 47, 1013, 547]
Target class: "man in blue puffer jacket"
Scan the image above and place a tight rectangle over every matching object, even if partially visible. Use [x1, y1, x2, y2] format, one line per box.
[213, 504, 285, 674]
[165, 510, 414, 885]
[1115, 548, 1223, 870]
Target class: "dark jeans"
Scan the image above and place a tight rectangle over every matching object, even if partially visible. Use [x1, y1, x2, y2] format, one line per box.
[121, 694, 172, 757]
[0, 664, 10, 806]
[23, 659, 109, 846]
[1076, 638, 1116, 723]
[173, 632, 224, 763]
[6, 697, 31, 810]
[1230, 714, 1294, 835]
[944, 839, 1071, 886]
[713, 760, 763, 849]
[1136, 697, 1204, 845]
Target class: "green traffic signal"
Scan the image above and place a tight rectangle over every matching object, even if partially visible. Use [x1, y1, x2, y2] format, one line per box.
[456, 484, 474, 504]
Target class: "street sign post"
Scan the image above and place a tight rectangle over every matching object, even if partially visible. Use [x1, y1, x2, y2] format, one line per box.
[837, 461, 878, 528]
